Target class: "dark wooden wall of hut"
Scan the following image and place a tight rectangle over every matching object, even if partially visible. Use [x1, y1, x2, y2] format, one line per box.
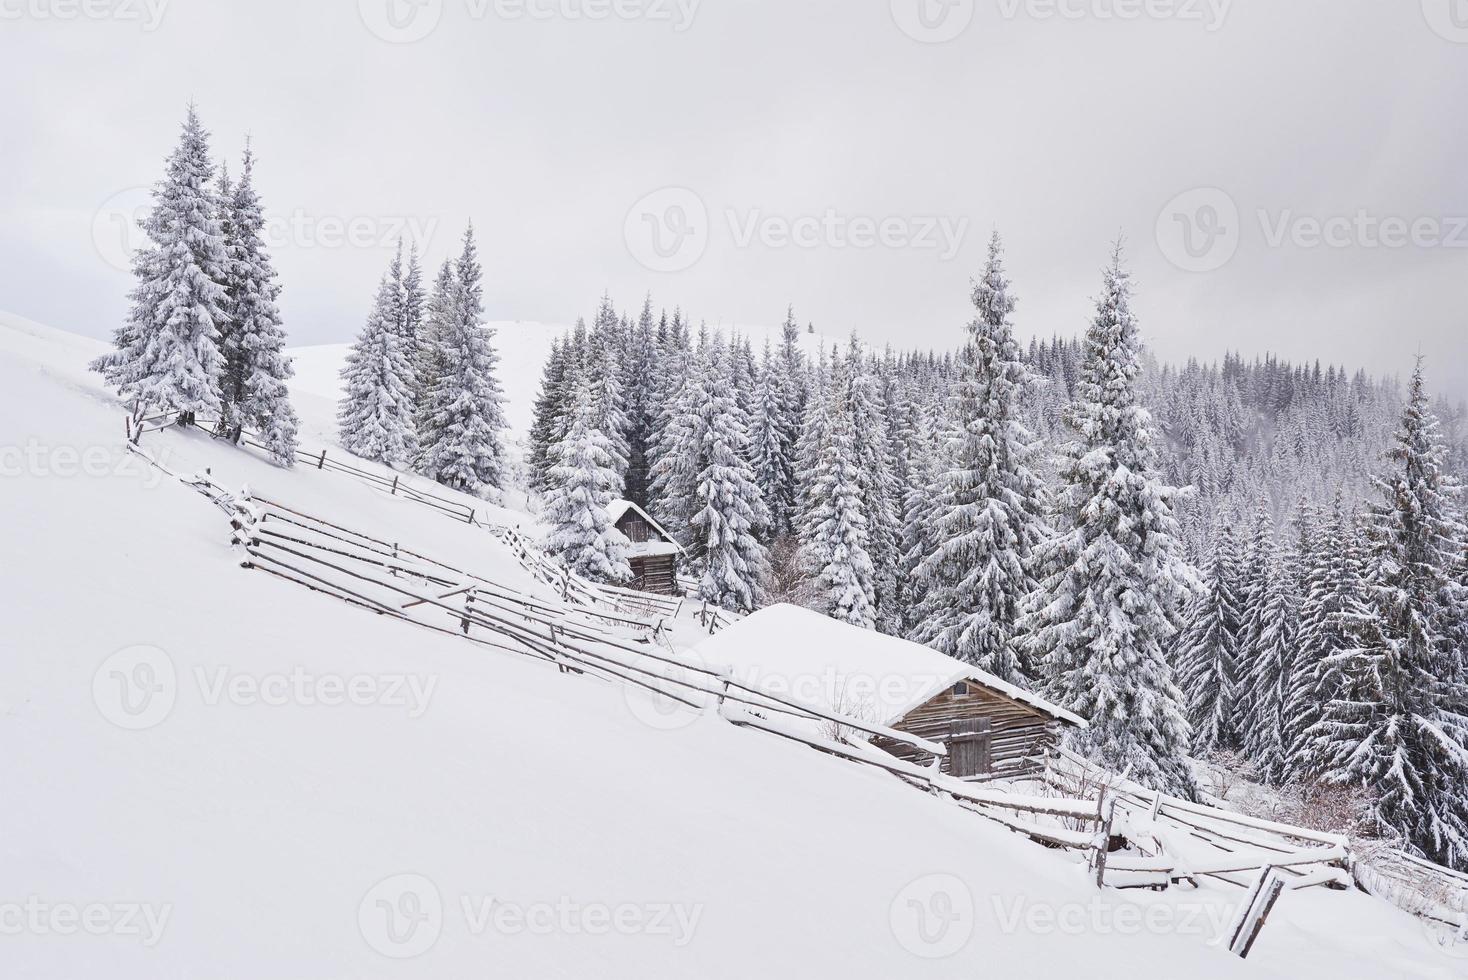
[870, 682, 1060, 779]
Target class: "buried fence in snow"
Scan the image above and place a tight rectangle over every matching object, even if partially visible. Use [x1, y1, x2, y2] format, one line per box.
[131, 412, 679, 622]
[121, 423, 1468, 952]
[123, 437, 1112, 873]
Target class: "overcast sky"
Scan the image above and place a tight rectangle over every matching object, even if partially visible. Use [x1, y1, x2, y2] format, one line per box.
[3, 0, 1466, 397]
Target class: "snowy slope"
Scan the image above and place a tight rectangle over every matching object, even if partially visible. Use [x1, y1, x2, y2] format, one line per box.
[2, 313, 1462, 978]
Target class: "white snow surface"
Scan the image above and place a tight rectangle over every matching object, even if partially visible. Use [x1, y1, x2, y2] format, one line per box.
[1, 309, 1463, 978]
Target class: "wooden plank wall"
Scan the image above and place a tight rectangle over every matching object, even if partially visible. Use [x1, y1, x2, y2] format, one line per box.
[871, 683, 1060, 776]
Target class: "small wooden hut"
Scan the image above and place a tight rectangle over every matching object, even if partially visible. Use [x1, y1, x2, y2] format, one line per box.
[608, 500, 683, 596]
[694, 604, 1084, 779]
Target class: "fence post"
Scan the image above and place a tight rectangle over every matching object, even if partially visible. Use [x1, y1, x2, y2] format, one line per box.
[317, 449, 327, 470]
[461, 588, 476, 634]
[1226, 866, 1285, 958]
[1093, 785, 1114, 889]
[391, 475, 399, 495]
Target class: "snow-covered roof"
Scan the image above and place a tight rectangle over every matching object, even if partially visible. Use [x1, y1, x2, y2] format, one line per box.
[691, 604, 1085, 731]
[607, 499, 684, 555]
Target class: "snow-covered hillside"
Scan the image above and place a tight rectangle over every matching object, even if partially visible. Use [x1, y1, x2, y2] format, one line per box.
[2, 311, 1461, 978]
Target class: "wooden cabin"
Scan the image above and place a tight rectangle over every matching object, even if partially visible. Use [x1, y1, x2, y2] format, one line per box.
[608, 500, 683, 596]
[694, 604, 1084, 780]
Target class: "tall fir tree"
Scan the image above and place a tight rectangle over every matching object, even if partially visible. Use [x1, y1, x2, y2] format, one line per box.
[750, 341, 797, 542]
[692, 342, 771, 611]
[93, 105, 229, 425]
[417, 225, 509, 495]
[1311, 362, 1468, 870]
[1018, 247, 1198, 797]
[543, 375, 633, 584]
[1175, 522, 1243, 755]
[337, 274, 418, 465]
[910, 234, 1049, 682]
[214, 141, 299, 464]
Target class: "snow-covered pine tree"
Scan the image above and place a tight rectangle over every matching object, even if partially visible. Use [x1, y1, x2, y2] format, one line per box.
[1175, 522, 1242, 755]
[899, 399, 945, 636]
[338, 274, 418, 465]
[800, 353, 877, 629]
[1311, 362, 1468, 869]
[416, 225, 509, 495]
[413, 259, 455, 424]
[92, 105, 229, 426]
[910, 233, 1049, 681]
[402, 243, 424, 352]
[586, 323, 629, 494]
[1283, 494, 1364, 778]
[542, 374, 633, 584]
[649, 341, 712, 548]
[749, 341, 796, 541]
[692, 341, 771, 611]
[528, 337, 574, 493]
[213, 141, 298, 464]
[1240, 545, 1300, 784]
[620, 294, 659, 508]
[793, 345, 833, 553]
[1018, 246, 1198, 798]
[844, 338, 903, 634]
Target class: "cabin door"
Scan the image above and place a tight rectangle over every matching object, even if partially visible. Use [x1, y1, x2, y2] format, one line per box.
[949, 719, 993, 778]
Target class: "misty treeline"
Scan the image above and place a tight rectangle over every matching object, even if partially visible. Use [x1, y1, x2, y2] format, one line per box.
[528, 232, 1468, 869]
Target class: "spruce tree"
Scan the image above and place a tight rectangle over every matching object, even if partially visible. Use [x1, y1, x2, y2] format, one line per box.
[92, 105, 229, 425]
[750, 341, 796, 541]
[910, 233, 1049, 681]
[1018, 246, 1198, 798]
[338, 274, 418, 465]
[215, 142, 298, 464]
[692, 342, 771, 611]
[801, 357, 877, 629]
[543, 375, 633, 584]
[1175, 523, 1242, 755]
[417, 225, 509, 495]
[1311, 362, 1468, 869]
